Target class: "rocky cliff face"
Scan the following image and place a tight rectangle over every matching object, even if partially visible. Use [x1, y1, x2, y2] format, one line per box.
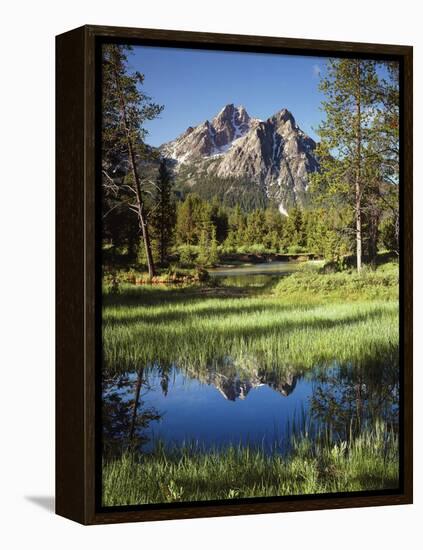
[161, 104, 260, 162]
[161, 104, 319, 213]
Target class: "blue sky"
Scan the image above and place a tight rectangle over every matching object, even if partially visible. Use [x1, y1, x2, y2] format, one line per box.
[128, 46, 328, 147]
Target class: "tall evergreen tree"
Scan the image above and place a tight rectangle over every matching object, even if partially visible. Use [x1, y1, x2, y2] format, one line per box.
[284, 207, 306, 249]
[315, 59, 379, 271]
[209, 196, 229, 243]
[102, 44, 163, 277]
[227, 205, 246, 249]
[209, 225, 219, 265]
[150, 159, 176, 266]
[197, 227, 209, 266]
[373, 61, 400, 255]
[175, 193, 206, 245]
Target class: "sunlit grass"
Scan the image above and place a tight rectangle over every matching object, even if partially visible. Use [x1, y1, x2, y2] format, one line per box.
[274, 261, 399, 302]
[102, 262, 399, 374]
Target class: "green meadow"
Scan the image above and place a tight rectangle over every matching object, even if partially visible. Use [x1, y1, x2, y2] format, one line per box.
[102, 261, 399, 505]
[102, 262, 398, 375]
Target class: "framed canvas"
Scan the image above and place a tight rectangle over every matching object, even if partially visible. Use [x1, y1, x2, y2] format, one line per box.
[56, 25, 413, 525]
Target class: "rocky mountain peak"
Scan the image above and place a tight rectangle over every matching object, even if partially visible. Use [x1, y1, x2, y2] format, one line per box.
[161, 104, 257, 163]
[214, 103, 235, 120]
[270, 108, 296, 130]
[160, 104, 320, 212]
[213, 103, 249, 123]
[180, 125, 195, 139]
[210, 104, 253, 147]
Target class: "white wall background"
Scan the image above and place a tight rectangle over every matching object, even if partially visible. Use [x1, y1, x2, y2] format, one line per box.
[1, 0, 420, 547]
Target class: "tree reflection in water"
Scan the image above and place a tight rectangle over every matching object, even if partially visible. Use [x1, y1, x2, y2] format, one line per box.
[310, 355, 399, 443]
[102, 353, 399, 458]
[102, 367, 164, 458]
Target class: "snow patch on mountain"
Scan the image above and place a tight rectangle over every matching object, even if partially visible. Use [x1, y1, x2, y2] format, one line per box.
[279, 203, 289, 217]
[160, 104, 319, 210]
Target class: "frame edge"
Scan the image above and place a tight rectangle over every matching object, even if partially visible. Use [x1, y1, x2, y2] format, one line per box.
[56, 24, 413, 525]
[56, 25, 89, 525]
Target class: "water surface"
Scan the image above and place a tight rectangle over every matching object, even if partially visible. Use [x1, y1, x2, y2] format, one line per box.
[208, 260, 303, 278]
[103, 358, 399, 456]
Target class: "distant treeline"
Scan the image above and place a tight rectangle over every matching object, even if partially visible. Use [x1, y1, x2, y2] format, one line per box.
[104, 177, 398, 269]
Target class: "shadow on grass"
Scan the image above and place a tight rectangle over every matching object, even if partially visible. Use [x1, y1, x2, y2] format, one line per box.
[104, 300, 394, 334]
[104, 300, 321, 326]
[103, 278, 285, 309]
[103, 284, 249, 307]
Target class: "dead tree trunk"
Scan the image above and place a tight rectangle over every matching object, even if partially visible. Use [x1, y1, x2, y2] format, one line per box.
[126, 139, 156, 278]
[112, 62, 156, 278]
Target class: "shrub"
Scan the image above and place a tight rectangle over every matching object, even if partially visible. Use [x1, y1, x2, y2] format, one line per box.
[274, 261, 398, 301]
[248, 243, 267, 255]
[178, 245, 198, 267]
[287, 245, 307, 254]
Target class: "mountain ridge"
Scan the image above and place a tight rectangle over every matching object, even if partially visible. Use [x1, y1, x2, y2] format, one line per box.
[160, 104, 320, 214]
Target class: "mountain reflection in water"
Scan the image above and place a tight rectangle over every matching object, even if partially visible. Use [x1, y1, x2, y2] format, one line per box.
[102, 356, 398, 457]
[184, 362, 298, 401]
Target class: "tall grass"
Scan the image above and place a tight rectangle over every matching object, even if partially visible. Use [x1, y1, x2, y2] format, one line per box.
[102, 262, 399, 374]
[274, 261, 399, 302]
[102, 421, 399, 506]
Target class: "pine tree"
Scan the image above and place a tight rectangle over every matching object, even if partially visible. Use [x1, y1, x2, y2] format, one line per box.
[264, 207, 284, 251]
[315, 59, 380, 271]
[209, 196, 229, 243]
[209, 225, 219, 265]
[284, 207, 306, 249]
[373, 61, 400, 255]
[228, 205, 246, 249]
[102, 44, 163, 277]
[244, 209, 266, 247]
[150, 159, 176, 266]
[176, 193, 204, 245]
[197, 228, 209, 266]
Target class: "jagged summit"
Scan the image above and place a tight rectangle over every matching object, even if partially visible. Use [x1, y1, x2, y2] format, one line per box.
[210, 104, 254, 147]
[161, 104, 260, 163]
[160, 104, 319, 212]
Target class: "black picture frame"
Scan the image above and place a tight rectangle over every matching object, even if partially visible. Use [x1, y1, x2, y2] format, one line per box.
[56, 24, 413, 525]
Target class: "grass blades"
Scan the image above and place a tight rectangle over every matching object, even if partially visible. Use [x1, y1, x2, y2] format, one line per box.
[102, 263, 399, 375]
[103, 422, 399, 506]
